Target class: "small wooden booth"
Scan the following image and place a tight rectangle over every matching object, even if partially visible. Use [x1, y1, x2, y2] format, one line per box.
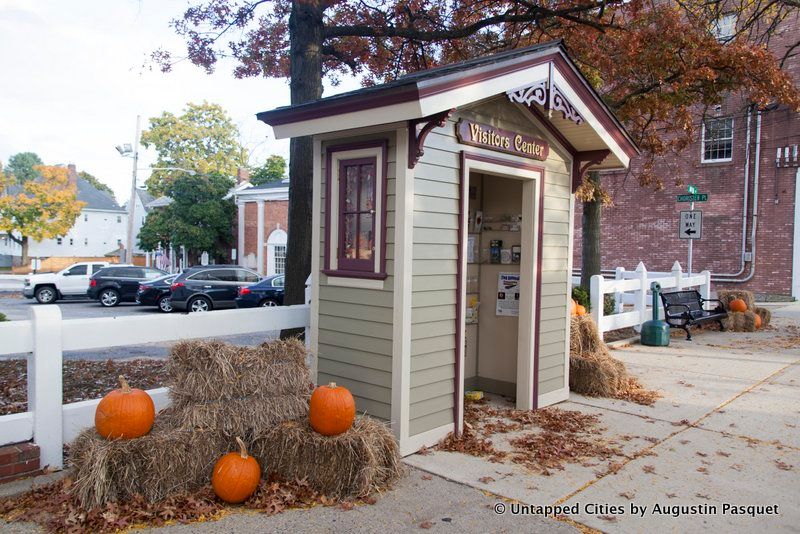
[258, 41, 638, 455]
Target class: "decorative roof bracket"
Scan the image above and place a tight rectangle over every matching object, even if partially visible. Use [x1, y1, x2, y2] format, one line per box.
[506, 62, 584, 125]
[572, 149, 611, 191]
[408, 109, 455, 169]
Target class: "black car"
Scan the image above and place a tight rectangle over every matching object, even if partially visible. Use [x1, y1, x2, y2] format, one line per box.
[170, 265, 261, 312]
[88, 266, 168, 307]
[136, 273, 178, 313]
[235, 274, 285, 308]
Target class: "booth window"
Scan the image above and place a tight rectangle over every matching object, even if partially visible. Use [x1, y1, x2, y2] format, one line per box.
[324, 141, 388, 280]
[701, 117, 733, 163]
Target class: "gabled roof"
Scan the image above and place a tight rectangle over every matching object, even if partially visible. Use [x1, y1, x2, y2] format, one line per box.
[136, 188, 155, 211]
[3, 177, 125, 212]
[146, 195, 173, 209]
[257, 40, 639, 170]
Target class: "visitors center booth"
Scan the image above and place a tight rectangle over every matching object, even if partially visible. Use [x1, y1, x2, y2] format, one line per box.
[258, 41, 638, 455]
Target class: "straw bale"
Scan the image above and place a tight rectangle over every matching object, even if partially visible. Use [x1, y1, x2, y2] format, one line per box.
[569, 315, 607, 357]
[717, 290, 756, 311]
[164, 393, 310, 438]
[754, 306, 771, 327]
[569, 353, 627, 397]
[251, 417, 403, 499]
[722, 310, 758, 332]
[69, 420, 229, 508]
[167, 339, 310, 401]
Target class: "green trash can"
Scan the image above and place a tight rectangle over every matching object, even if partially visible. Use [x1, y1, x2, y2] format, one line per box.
[641, 281, 670, 346]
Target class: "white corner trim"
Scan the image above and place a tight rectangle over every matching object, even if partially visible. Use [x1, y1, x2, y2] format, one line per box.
[538, 387, 569, 408]
[391, 126, 414, 445]
[793, 168, 800, 298]
[324, 276, 385, 290]
[400, 423, 455, 457]
[563, 192, 576, 398]
[310, 138, 322, 384]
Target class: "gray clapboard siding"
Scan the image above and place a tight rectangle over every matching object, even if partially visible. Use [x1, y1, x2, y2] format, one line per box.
[317, 132, 397, 421]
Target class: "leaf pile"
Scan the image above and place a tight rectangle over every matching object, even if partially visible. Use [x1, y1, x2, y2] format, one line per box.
[610, 377, 661, 406]
[0, 474, 343, 533]
[0, 359, 167, 415]
[437, 399, 623, 475]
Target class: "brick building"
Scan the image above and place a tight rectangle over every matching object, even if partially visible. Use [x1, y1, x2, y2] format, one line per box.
[232, 170, 289, 276]
[574, 13, 800, 298]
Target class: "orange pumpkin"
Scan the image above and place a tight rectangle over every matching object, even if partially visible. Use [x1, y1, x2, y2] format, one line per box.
[729, 298, 747, 313]
[309, 382, 356, 436]
[754, 313, 762, 329]
[570, 299, 578, 316]
[576, 304, 587, 316]
[212, 437, 261, 504]
[95, 375, 155, 440]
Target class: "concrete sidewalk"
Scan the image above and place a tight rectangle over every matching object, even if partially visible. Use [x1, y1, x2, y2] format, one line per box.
[407, 309, 800, 533]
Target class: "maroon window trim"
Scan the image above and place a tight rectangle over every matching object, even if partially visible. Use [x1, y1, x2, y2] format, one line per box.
[337, 157, 377, 272]
[324, 140, 389, 280]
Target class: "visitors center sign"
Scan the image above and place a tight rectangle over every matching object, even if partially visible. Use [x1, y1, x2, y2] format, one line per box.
[456, 119, 550, 161]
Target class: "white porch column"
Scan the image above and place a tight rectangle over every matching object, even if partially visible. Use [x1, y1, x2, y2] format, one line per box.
[256, 200, 265, 275]
[237, 201, 246, 266]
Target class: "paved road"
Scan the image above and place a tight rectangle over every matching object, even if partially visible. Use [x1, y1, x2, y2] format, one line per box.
[0, 294, 277, 361]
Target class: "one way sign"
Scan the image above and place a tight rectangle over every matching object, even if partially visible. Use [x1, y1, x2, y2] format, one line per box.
[679, 210, 702, 240]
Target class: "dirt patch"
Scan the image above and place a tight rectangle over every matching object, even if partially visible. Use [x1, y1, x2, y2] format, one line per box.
[0, 359, 167, 415]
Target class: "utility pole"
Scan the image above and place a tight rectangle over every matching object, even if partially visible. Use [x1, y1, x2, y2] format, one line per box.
[124, 115, 141, 264]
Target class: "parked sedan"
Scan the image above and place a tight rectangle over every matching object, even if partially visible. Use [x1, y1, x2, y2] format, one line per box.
[136, 273, 178, 313]
[170, 265, 261, 312]
[235, 274, 285, 308]
[88, 266, 168, 307]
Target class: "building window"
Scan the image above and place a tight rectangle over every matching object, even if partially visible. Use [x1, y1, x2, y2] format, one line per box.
[117, 215, 122, 223]
[84, 238, 88, 246]
[323, 140, 388, 280]
[69, 238, 74, 246]
[84, 213, 88, 222]
[56, 237, 62, 245]
[712, 13, 737, 42]
[701, 117, 734, 163]
[274, 245, 286, 274]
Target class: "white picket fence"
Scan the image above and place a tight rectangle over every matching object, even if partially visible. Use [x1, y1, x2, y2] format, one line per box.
[572, 261, 711, 340]
[0, 304, 311, 470]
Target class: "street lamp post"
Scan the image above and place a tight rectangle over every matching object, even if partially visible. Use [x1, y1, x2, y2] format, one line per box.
[120, 115, 141, 264]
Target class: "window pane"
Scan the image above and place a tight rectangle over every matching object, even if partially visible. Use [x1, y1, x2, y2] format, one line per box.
[273, 275, 285, 287]
[344, 165, 359, 213]
[237, 269, 260, 282]
[67, 265, 87, 275]
[342, 214, 358, 259]
[210, 269, 238, 282]
[274, 246, 286, 275]
[703, 117, 733, 161]
[358, 213, 374, 260]
[360, 164, 375, 211]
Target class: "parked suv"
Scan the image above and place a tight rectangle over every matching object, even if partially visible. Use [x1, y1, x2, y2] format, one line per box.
[170, 265, 261, 312]
[23, 262, 111, 304]
[88, 266, 167, 307]
[136, 273, 178, 313]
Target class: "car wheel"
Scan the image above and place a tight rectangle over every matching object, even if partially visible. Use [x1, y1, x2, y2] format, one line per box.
[260, 299, 279, 307]
[34, 286, 57, 304]
[99, 289, 120, 307]
[188, 296, 212, 312]
[158, 296, 173, 313]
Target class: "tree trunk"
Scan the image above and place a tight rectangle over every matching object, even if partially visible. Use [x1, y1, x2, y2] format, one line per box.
[20, 236, 29, 267]
[281, 0, 324, 339]
[580, 171, 602, 291]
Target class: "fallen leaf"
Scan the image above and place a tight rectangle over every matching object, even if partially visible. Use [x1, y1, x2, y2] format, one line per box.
[697, 467, 709, 475]
[642, 465, 656, 474]
[666, 493, 677, 498]
[618, 491, 635, 499]
[775, 460, 793, 471]
[478, 476, 495, 484]
[419, 520, 435, 529]
[421, 475, 432, 481]
[598, 515, 618, 522]
[716, 451, 731, 457]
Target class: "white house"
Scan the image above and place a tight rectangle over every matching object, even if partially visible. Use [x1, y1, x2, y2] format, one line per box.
[127, 187, 155, 254]
[23, 164, 128, 259]
[0, 233, 22, 267]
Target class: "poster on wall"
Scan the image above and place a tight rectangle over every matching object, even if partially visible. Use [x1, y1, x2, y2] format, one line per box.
[496, 272, 520, 316]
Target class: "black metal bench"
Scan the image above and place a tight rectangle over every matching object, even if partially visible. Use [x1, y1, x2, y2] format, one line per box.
[660, 290, 727, 340]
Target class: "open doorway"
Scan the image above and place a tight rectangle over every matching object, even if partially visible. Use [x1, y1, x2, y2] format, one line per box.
[457, 154, 543, 431]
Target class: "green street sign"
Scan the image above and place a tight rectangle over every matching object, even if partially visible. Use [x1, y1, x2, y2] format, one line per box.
[687, 185, 698, 194]
[677, 194, 708, 202]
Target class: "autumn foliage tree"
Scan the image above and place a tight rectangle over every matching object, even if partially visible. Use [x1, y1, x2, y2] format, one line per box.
[159, 0, 800, 300]
[0, 165, 85, 264]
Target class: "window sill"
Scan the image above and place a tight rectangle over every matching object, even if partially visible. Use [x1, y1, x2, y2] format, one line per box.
[700, 158, 733, 165]
[321, 269, 388, 280]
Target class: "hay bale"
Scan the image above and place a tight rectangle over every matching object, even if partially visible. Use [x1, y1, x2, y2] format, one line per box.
[168, 339, 310, 401]
[569, 353, 627, 397]
[570, 315, 606, 356]
[717, 290, 756, 311]
[251, 417, 403, 499]
[754, 306, 771, 327]
[163, 393, 310, 438]
[69, 420, 229, 508]
[722, 310, 758, 332]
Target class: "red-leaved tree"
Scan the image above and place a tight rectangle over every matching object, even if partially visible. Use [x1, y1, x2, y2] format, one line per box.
[156, 0, 800, 308]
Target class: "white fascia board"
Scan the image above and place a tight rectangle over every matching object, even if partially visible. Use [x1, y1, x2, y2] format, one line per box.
[271, 100, 423, 139]
[235, 188, 289, 202]
[551, 68, 630, 168]
[418, 63, 550, 117]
